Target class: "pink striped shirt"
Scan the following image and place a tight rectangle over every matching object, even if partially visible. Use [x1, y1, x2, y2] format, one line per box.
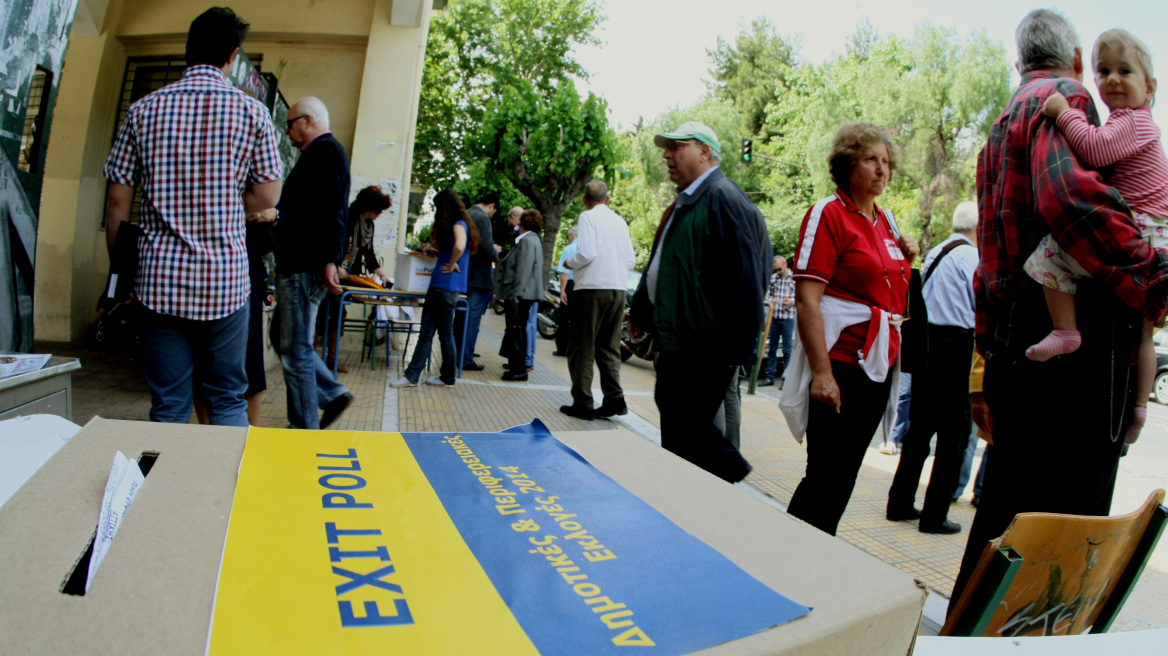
[1057, 106, 1168, 217]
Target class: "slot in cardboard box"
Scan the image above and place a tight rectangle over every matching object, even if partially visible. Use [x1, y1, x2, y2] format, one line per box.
[0, 419, 925, 655]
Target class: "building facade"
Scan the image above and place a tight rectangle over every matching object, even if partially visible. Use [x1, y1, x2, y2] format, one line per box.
[32, 0, 439, 342]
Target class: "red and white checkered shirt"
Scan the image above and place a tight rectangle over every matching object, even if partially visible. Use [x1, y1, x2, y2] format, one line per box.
[104, 65, 283, 320]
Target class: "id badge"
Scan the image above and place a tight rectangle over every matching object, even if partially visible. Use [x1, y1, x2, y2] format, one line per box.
[884, 239, 905, 261]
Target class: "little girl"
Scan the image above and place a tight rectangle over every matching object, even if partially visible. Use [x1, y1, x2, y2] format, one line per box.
[1025, 28, 1167, 443]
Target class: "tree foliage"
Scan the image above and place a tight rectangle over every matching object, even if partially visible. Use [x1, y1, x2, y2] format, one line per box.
[413, 0, 603, 190]
[471, 79, 620, 282]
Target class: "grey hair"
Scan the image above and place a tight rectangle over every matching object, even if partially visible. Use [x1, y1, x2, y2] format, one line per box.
[1015, 9, 1080, 74]
[708, 147, 722, 164]
[584, 180, 608, 203]
[292, 96, 330, 129]
[568, 225, 579, 237]
[952, 201, 979, 232]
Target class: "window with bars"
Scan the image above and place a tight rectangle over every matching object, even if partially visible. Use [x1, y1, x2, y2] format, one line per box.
[106, 55, 264, 226]
[17, 67, 52, 174]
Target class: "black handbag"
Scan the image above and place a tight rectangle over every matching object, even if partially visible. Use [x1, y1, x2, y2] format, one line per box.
[900, 240, 973, 373]
[900, 268, 928, 373]
[97, 223, 142, 311]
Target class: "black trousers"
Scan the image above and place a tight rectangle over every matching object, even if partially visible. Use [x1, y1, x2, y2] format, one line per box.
[555, 279, 574, 354]
[787, 359, 894, 536]
[948, 281, 1133, 613]
[502, 299, 535, 371]
[655, 351, 751, 483]
[887, 324, 974, 526]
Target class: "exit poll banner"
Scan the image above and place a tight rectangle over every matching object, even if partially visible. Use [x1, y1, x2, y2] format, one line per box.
[207, 420, 810, 655]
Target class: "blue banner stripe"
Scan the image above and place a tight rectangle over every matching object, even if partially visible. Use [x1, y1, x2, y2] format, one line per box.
[401, 421, 810, 655]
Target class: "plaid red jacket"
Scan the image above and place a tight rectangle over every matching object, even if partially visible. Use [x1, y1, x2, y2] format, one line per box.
[975, 71, 1168, 355]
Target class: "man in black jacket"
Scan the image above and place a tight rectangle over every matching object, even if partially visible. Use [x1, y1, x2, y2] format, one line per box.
[629, 121, 771, 483]
[274, 96, 353, 429]
[455, 193, 498, 371]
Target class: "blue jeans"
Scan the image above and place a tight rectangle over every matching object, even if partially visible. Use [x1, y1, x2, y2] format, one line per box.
[276, 273, 349, 429]
[889, 372, 912, 446]
[137, 302, 249, 426]
[765, 316, 795, 381]
[404, 286, 459, 384]
[458, 288, 491, 365]
[526, 302, 538, 367]
[974, 444, 990, 497]
[953, 422, 980, 497]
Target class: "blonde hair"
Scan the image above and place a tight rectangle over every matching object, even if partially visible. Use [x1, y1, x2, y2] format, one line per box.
[1094, 29, 1155, 81]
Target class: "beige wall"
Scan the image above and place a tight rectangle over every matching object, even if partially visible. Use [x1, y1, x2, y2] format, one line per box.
[34, 0, 432, 341]
[350, 0, 428, 274]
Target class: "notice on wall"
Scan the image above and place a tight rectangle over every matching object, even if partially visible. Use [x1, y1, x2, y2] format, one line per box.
[206, 420, 810, 655]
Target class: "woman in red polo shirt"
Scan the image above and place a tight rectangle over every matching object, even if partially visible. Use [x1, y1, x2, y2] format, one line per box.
[786, 122, 919, 536]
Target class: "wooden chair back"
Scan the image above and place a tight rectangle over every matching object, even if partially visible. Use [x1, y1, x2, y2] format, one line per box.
[941, 489, 1167, 637]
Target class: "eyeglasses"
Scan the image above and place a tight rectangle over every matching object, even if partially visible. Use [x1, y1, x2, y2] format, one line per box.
[287, 114, 307, 126]
[663, 139, 699, 151]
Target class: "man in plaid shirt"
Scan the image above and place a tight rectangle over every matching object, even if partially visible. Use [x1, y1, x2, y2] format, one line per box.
[759, 255, 795, 386]
[103, 7, 282, 427]
[950, 9, 1168, 610]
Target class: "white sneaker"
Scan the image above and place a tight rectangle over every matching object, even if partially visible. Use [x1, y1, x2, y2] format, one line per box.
[390, 377, 416, 388]
[425, 377, 450, 386]
[879, 442, 897, 455]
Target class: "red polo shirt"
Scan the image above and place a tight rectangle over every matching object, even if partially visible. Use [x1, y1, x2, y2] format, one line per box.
[793, 190, 910, 365]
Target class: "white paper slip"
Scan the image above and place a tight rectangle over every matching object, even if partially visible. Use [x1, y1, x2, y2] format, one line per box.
[86, 451, 145, 592]
[0, 415, 82, 507]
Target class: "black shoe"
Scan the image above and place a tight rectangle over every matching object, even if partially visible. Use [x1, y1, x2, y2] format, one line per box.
[886, 506, 921, 522]
[559, 404, 594, 420]
[462, 362, 485, 371]
[320, 392, 354, 429]
[593, 399, 628, 418]
[757, 378, 775, 387]
[552, 350, 568, 357]
[919, 519, 962, 534]
[473, 352, 481, 357]
[501, 372, 528, 382]
[971, 495, 980, 508]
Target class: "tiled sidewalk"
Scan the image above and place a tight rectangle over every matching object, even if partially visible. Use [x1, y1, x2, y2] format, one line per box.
[48, 307, 1168, 633]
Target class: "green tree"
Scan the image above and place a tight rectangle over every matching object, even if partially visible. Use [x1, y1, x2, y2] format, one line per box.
[761, 22, 1010, 252]
[413, 0, 603, 191]
[706, 18, 800, 139]
[471, 79, 620, 282]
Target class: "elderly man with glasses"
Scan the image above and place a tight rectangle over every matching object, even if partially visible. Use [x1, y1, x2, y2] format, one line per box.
[628, 122, 772, 483]
[272, 95, 354, 429]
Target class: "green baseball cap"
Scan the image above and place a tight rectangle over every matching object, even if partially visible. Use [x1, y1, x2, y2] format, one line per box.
[654, 121, 721, 157]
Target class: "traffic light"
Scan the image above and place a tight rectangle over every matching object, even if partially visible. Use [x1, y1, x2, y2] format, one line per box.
[741, 138, 753, 164]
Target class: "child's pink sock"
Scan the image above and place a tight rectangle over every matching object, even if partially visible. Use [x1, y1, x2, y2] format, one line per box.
[1026, 329, 1082, 362]
[1125, 406, 1146, 444]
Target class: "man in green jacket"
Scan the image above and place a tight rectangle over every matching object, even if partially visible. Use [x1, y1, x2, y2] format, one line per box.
[629, 122, 771, 483]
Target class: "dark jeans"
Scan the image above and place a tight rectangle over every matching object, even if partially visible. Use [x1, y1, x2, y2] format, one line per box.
[404, 286, 460, 384]
[788, 359, 894, 535]
[765, 316, 795, 381]
[949, 281, 1134, 613]
[655, 351, 751, 483]
[137, 302, 249, 427]
[555, 280, 575, 354]
[887, 325, 974, 526]
[567, 288, 624, 408]
[502, 299, 536, 372]
[454, 287, 491, 366]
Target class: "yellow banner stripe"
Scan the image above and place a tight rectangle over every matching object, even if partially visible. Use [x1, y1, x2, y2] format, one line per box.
[208, 428, 538, 655]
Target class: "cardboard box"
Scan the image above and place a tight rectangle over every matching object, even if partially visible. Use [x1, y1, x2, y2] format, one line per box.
[391, 251, 437, 293]
[0, 419, 925, 655]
